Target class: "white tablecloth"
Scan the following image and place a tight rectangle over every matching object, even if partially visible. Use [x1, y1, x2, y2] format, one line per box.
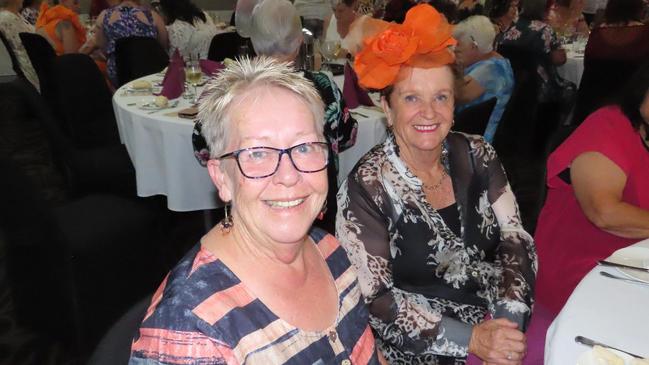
[113, 75, 222, 211]
[557, 44, 585, 87]
[545, 238, 649, 364]
[333, 74, 387, 184]
[113, 73, 387, 211]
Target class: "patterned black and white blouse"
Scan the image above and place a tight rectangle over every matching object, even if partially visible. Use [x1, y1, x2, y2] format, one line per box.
[336, 131, 537, 364]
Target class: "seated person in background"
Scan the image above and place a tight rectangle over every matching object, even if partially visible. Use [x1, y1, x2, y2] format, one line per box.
[129, 56, 382, 365]
[324, 0, 359, 44]
[0, 0, 39, 89]
[535, 62, 649, 315]
[159, 0, 216, 60]
[36, 0, 96, 55]
[338, 4, 537, 364]
[546, 0, 590, 37]
[193, 0, 357, 234]
[454, 15, 514, 142]
[497, 0, 570, 101]
[490, 0, 519, 33]
[20, 0, 42, 25]
[93, 0, 168, 87]
[456, 0, 485, 22]
[585, 0, 649, 62]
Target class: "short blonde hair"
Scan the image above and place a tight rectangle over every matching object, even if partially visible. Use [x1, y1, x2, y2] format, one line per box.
[198, 56, 325, 158]
[453, 15, 496, 54]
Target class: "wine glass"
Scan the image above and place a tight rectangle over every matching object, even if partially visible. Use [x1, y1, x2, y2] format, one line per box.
[185, 58, 202, 104]
[319, 40, 340, 72]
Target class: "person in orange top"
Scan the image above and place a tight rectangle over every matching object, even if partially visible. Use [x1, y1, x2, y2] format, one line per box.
[35, 0, 92, 55]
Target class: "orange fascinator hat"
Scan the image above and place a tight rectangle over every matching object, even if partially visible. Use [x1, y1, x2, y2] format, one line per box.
[354, 4, 457, 90]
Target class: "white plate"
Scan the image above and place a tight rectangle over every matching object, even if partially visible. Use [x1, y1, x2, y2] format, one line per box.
[138, 99, 179, 111]
[606, 246, 649, 283]
[577, 347, 632, 365]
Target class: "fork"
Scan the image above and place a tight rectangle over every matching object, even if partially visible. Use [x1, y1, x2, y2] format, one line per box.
[599, 271, 649, 287]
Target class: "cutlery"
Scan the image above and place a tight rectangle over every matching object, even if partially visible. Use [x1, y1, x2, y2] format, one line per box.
[575, 336, 643, 359]
[146, 101, 179, 114]
[599, 271, 649, 287]
[598, 260, 649, 273]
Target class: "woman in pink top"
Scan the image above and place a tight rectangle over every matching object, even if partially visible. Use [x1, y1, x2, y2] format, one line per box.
[534, 62, 649, 315]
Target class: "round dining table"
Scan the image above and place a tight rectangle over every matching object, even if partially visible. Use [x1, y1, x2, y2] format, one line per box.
[557, 40, 586, 87]
[544, 238, 649, 363]
[113, 72, 388, 211]
[113, 74, 221, 211]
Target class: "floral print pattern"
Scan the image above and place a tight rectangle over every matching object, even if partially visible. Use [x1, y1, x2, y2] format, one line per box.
[101, 5, 158, 86]
[337, 131, 537, 364]
[166, 12, 217, 60]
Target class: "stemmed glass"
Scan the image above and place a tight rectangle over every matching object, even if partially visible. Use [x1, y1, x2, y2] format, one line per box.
[185, 57, 202, 104]
[319, 40, 340, 72]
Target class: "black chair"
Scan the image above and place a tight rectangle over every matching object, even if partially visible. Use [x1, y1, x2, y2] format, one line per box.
[493, 45, 542, 159]
[207, 32, 254, 62]
[0, 30, 25, 79]
[49, 53, 119, 148]
[87, 295, 152, 365]
[19, 32, 57, 97]
[0, 81, 168, 360]
[453, 97, 497, 136]
[571, 57, 639, 125]
[115, 36, 168, 87]
[8, 72, 134, 196]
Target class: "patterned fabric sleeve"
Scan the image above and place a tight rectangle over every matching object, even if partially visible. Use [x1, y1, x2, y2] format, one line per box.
[306, 71, 358, 154]
[469, 138, 537, 329]
[337, 177, 473, 358]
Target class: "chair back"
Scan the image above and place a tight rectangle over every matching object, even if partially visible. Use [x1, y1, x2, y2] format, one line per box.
[115, 36, 168, 87]
[493, 45, 542, 156]
[207, 32, 253, 61]
[571, 57, 639, 125]
[453, 97, 497, 136]
[0, 30, 24, 79]
[19, 32, 56, 95]
[49, 53, 119, 148]
[87, 295, 152, 365]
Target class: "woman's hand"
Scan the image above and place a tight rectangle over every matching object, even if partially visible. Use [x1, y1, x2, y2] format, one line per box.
[468, 318, 526, 365]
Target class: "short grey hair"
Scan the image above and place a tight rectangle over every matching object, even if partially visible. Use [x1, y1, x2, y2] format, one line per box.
[453, 15, 496, 54]
[198, 56, 325, 158]
[248, 0, 303, 58]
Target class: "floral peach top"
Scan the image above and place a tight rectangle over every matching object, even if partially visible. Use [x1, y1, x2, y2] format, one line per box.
[337, 131, 537, 364]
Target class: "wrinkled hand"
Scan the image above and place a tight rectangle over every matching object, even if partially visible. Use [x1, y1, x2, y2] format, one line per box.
[469, 318, 526, 365]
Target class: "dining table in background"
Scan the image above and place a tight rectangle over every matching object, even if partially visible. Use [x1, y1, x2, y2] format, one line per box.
[557, 39, 586, 87]
[332, 74, 388, 185]
[544, 238, 649, 364]
[113, 72, 388, 211]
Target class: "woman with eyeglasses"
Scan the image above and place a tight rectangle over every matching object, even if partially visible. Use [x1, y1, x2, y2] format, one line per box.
[193, 0, 358, 234]
[129, 57, 383, 365]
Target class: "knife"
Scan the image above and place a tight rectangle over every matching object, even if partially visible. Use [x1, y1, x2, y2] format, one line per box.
[598, 260, 649, 273]
[575, 336, 643, 359]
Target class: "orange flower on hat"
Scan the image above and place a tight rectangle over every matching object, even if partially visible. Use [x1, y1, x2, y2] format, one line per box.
[355, 24, 418, 90]
[354, 4, 457, 90]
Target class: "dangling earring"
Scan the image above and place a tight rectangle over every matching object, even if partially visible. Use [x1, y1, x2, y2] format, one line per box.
[451, 119, 455, 126]
[317, 200, 328, 220]
[220, 203, 233, 233]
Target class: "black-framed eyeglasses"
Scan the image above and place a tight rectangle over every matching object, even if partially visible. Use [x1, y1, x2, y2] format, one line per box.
[218, 142, 329, 179]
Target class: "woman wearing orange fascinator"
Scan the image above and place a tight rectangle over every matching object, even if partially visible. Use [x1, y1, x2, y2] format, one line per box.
[337, 4, 537, 364]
